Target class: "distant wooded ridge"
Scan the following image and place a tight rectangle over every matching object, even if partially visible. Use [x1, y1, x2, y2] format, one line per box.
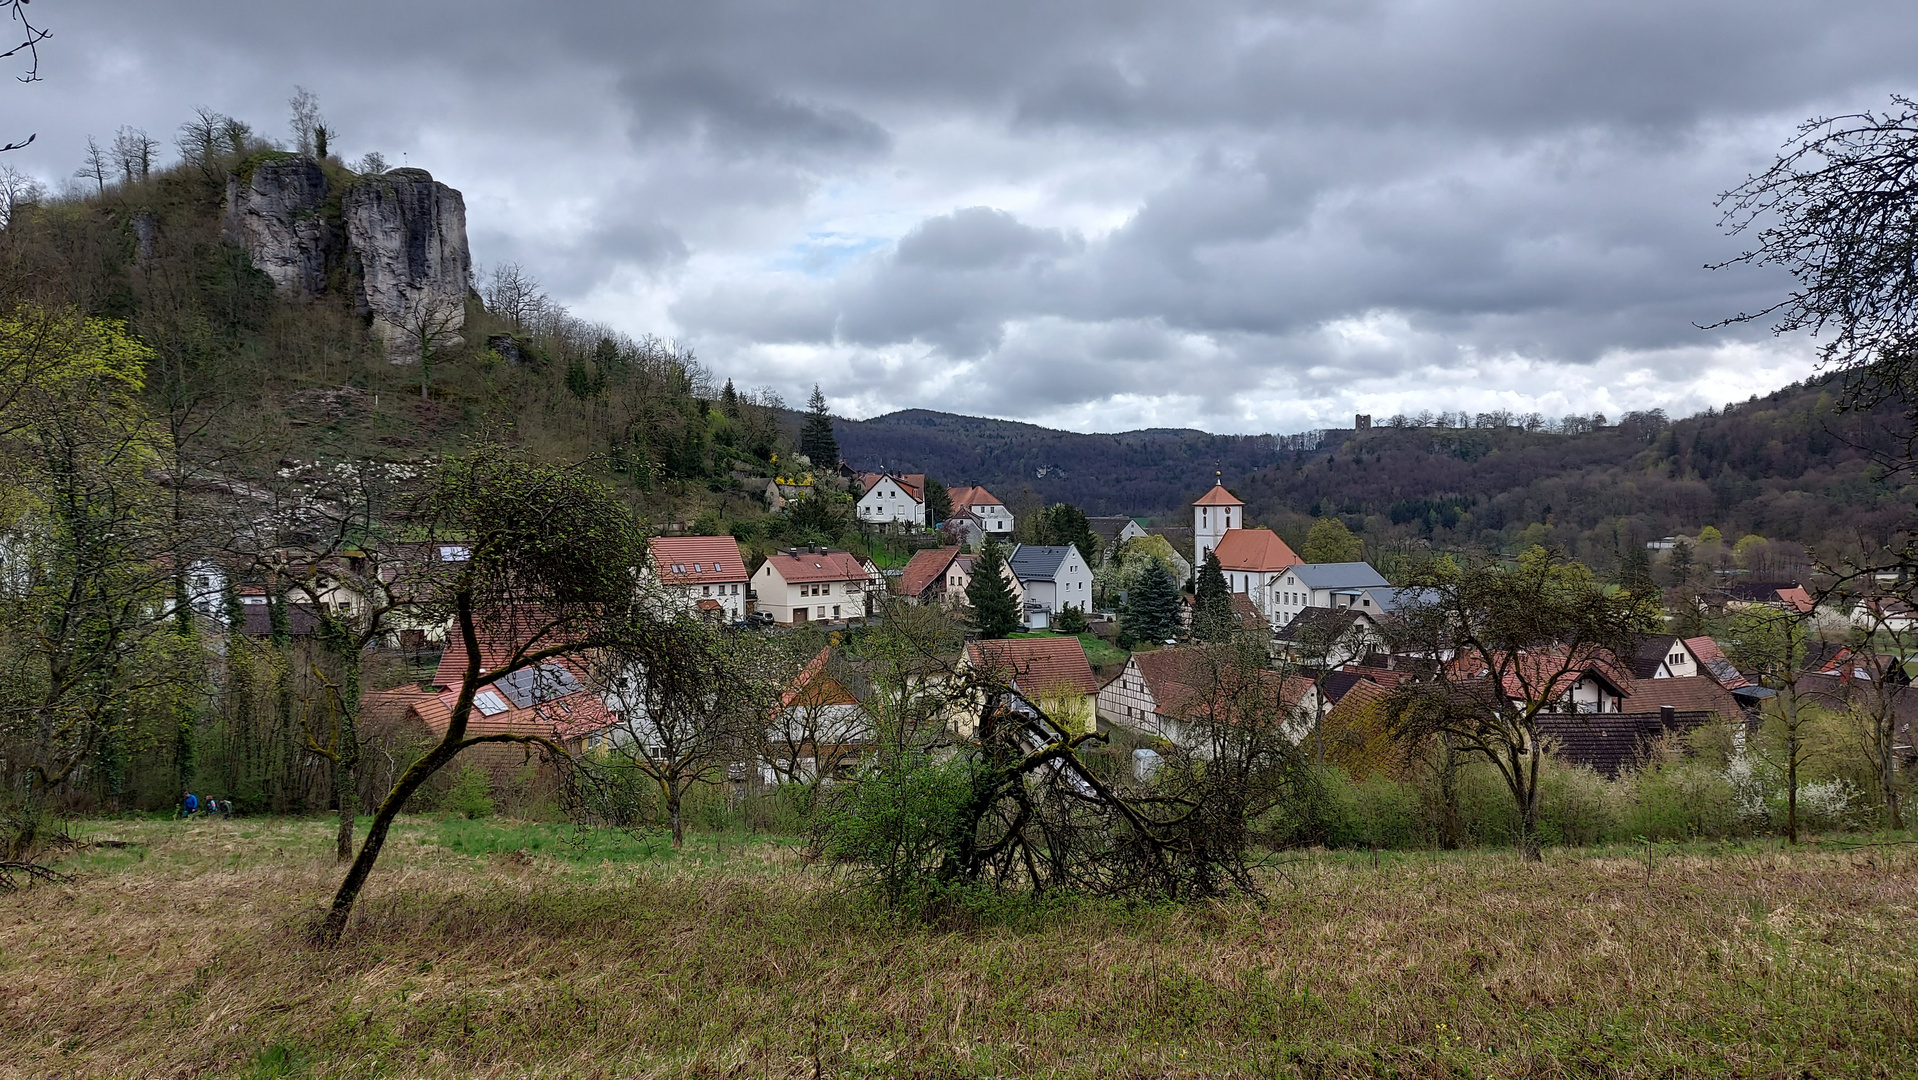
[827, 380, 1905, 569]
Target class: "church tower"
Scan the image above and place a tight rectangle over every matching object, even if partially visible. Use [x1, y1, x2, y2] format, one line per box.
[1192, 477, 1243, 573]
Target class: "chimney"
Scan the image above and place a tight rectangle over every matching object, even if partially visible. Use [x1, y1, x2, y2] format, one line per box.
[1660, 705, 1675, 725]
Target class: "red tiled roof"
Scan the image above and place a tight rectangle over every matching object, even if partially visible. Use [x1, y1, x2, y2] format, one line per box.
[1193, 482, 1244, 507]
[1683, 635, 1750, 689]
[967, 637, 1098, 698]
[1212, 528, 1299, 573]
[776, 648, 862, 713]
[762, 550, 874, 585]
[861, 472, 925, 501]
[897, 547, 960, 598]
[948, 485, 1003, 512]
[1619, 674, 1744, 717]
[426, 684, 617, 742]
[1448, 647, 1635, 703]
[1777, 586, 1814, 614]
[1132, 647, 1311, 720]
[431, 607, 582, 689]
[650, 536, 749, 584]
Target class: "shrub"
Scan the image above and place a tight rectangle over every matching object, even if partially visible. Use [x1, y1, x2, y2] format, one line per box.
[1625, 757, 1740, 840]
[1053, 606, 1090, 634]
[809, 753, 979, 905]
[446, 765, 495, 820]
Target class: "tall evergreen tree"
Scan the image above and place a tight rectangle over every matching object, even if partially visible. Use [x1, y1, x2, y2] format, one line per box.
[720, 378, 740, 418]
[1125, 560, 1182, 645]
[1616, 546, 1655, 592]
[924, 477, 952, 527]
[1193, 550, 1233, 642]
[966, 538, 1022, 639]
[800, 385, 840, 467]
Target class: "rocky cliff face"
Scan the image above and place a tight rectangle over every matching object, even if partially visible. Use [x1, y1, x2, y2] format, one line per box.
[221, 157, 472, 356]
[221, 156, 334, 294]
[343, 168, 472, 352]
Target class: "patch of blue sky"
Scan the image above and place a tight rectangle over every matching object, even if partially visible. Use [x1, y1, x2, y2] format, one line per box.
[768, 232, 890, 276]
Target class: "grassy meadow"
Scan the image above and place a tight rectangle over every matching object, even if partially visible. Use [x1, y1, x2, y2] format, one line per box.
[4, 815, 1916, 1079]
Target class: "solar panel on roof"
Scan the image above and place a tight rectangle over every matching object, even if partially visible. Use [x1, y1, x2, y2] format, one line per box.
[496, 663, 583, 709]
[474, 689, 510, 716]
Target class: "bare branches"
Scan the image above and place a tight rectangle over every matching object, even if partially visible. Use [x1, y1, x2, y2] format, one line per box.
[1709, 96, 1918, 407]
[0, 0, 49, 153]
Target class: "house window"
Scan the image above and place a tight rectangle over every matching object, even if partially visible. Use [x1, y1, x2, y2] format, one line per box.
[833, 605, 841, 618]
[703, 585, 711, 596]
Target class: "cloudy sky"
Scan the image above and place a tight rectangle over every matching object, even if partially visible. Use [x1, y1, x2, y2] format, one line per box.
[7, 1, 1915, 433]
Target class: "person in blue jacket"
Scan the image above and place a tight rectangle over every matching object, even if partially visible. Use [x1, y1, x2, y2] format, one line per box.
[182, 791, 199, 817]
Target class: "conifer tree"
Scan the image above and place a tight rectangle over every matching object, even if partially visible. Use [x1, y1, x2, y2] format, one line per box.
[924, 477, 951, 527]
[966, 538, 1022, 639]
[1125, 560, 1182, 645]
[1193, 550, 1233, 641]
[800, 385, 840, 467]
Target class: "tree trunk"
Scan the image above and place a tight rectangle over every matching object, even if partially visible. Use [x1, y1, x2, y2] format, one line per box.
[668, 786, 684, 848]
[333, 758, 355, 862]
[1517, 745, 1543, 862]
[318, 740, 454, 946]
[1786, 750, 1799, 844]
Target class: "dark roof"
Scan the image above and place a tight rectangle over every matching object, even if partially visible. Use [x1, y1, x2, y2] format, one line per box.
[1274, 606, 1373, 644]
[1288, 562, 1389, 590]
[1535, 710, 1717, 778]
[1007, 545, 1077, 583]
[1086, 516, 1141, 544]
[1631, 635, 1683, 680]
[241, 601, 321, 638]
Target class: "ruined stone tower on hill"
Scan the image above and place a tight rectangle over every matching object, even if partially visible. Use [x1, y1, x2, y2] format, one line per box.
[221, 156, 472, 356]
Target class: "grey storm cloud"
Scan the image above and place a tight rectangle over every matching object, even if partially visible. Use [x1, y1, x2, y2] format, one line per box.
[8, 0, 1918, 431]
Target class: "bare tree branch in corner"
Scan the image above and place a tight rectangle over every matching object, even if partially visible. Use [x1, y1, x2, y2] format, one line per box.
[1, 0, 49, 153]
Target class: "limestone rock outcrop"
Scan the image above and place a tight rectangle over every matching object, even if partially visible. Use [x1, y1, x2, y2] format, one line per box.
[221, 156, 334, 294]
[220, 157, 472, 357]
[343, 168, 472, 353]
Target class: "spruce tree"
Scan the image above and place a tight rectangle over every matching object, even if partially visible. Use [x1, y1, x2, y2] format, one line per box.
[1125, 560, 1182, 644]
[800, 385, 840, 467]
[967, 538, 1022, 639]
[1193, 549, 1233, 641]
[924, 477, 952, 527]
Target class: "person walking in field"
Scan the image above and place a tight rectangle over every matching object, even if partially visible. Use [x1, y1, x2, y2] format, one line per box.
[182, 792, 199, 818]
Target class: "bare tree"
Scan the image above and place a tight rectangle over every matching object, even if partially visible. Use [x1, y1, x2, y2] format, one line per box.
[0, 163, 41, 229]
[74, 137, 108, 196]
[288, 86, 321, 156]
[1728, 606, 1821, 843]
[175, 107, 233, 179]
[481, 262, 550, 331]
[588, 617, 786, 846]
[1, 0, 50, 153]
[249, 460, 437, 861]
[396, 295, 465, 399]
[355, 151, 387, 176]
[109, 127, 158, 184]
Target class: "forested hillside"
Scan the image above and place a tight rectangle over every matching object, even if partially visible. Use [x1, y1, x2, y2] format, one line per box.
[832, 409, 1334, 517]
[1234, 383, 1906, 573]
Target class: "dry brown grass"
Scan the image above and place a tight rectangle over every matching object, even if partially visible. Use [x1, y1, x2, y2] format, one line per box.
[3, 817, 1915, 1078]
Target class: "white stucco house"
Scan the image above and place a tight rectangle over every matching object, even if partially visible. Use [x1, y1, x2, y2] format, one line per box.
[1004, 544, 1095, 630]
[856, 472, 927, 527]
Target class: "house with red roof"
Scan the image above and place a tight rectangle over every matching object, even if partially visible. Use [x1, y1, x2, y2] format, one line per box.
[751, 547, 884, 625]
[896, 545, 968, 604]
[856, 472, 927, 527]
[1096, 645, 1314, 746]
[648, 535, 750, 622]
[960, 636, 1100, 735]
[945, 485, 1013, 545]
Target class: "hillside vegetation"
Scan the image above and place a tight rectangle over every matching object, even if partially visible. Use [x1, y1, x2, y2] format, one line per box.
[0, 107, 1897, 573]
